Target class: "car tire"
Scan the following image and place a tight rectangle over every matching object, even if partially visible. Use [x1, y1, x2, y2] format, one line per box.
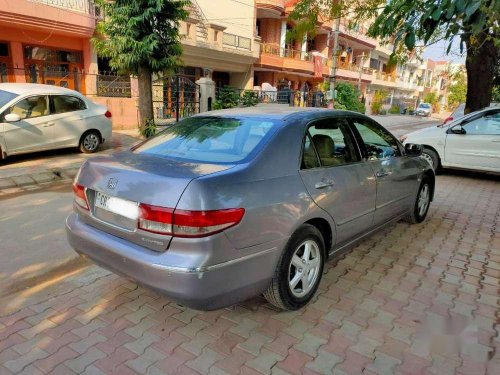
[79, 131, 101, 154]
[422, 148, 440, 173]
[264, 224, 325, 310]
[404, 175, 432, 224]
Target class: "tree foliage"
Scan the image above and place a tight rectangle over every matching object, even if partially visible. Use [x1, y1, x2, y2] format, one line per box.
[334, 83, 365, 113]
[93, 0, 188, 75]
[292, 0, 499, 112]
[448, 68, 467, 108]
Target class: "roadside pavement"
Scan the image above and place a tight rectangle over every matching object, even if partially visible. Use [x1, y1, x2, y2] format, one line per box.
[0, 130, 142, 196]
[0, 170, 498, 375]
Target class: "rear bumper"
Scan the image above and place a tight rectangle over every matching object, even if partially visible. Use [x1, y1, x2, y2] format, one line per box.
[66, 213, 281, 310]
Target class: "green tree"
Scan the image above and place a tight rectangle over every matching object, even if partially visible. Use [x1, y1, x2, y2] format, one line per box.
[93, 0, 188, 130]
[448, 69, 467, 108]
[291, 0, 499, 114]
[335, 82, 365, 113]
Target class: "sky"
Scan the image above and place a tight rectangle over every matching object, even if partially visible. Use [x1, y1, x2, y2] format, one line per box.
[423, 38, 466, 63]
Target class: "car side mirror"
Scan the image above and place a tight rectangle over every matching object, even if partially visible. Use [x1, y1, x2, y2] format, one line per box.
[405, 143, 423, 157]
[4, 113, 21, 122]
[450, 125, 466, 135]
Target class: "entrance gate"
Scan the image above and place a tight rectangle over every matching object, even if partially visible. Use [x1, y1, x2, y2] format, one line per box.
[152, 75, 200, 124]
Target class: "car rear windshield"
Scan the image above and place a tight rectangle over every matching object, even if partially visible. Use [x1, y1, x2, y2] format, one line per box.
[419, 103, 431, 109]
[0, 90, 18, 109]
[133, 117, 278, 164]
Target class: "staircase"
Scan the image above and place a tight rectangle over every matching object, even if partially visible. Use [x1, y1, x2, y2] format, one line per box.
[187, 0, 208, 42]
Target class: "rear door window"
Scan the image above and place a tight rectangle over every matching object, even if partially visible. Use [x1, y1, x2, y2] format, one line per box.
[51, 95, 86, 114]
[133, 117, 278, 164]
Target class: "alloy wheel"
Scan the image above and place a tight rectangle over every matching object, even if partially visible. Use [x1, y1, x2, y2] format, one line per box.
[288, 239, 321, 298]
[83, 133, 99, 151]
[422, 152, 434, 168]
[418, 184, 430, 217]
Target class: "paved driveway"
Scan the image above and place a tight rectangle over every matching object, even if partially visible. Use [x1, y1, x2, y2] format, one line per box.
[0, 171, 499, 375]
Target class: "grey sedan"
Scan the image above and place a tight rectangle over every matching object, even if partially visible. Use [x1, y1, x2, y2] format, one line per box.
[66, 107, 434, 310]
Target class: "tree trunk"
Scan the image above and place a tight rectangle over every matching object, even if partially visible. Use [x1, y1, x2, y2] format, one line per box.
[137, 65, 154, 130]
[465, 34, 497, 114]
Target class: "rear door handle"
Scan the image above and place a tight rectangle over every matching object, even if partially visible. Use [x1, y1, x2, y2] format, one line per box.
[42, 122, 55, 127]
[376, 170, 390, 178]
[315, 180, 335, 189]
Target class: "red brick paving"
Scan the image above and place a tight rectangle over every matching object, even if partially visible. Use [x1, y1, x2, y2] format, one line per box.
[0, 173, 499, 374]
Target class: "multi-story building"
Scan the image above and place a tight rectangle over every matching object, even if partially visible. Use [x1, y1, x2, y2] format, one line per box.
[0, 0, 97, 93]
[181, 0, 259, 89]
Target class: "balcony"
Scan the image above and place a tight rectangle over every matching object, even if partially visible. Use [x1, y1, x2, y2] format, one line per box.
[371, 71, 397, 87]
[256, 1, 285, 17]
[0, 0, 96, 37]
[258, 43, 315, 73]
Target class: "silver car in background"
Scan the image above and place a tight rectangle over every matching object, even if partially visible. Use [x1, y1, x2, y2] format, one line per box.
[66, 107, 435, 310]
[0, 83, 112, 160]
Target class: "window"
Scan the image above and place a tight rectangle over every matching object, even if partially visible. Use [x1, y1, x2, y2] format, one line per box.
[303, 118, 360, 168]
[133, 117, 278, 164]
[8, 96, 49, 119]
[461, 111, 500, 135]
[353, 119, 400, 160]
[52, 95, 86, 113]
[302, 134, 320, 169]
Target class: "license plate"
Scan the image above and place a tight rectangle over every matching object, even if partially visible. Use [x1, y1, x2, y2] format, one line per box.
[94, 191, 139, 220]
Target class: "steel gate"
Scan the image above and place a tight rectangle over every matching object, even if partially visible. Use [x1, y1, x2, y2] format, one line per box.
[152, 75, 200, 124]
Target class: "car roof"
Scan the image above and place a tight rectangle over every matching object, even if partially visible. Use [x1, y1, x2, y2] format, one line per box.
[192, 105, 369, 122]
[0, 83, 82, 96]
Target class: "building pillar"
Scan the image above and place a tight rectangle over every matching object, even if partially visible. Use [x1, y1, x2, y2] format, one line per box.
[301, 33, 307, 60]
[83, 39, 98, 96]
[390, 89, 394, 106]
[10, 42, 26, 83]
[280, 20, 287, 57]
[196, 76, 216, 113]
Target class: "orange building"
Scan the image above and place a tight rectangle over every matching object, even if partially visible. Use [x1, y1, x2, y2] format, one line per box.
[254, 0, 377, 93]
[0, 0, 97, 93]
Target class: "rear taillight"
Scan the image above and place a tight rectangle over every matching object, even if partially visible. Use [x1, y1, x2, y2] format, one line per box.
[138, 204, 244, 238]
[73, 183, 89, 210]
[105, 110, 112, 118]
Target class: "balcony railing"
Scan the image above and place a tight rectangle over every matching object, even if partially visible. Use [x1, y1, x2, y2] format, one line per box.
[261, 43, 315, 62]
[222, 33, 252, 50]
[30, 0, 96, 15]
[373, 71, 396, 82]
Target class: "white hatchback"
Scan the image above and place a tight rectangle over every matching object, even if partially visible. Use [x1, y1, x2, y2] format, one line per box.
[0, 83, 112, 160]
[402, 107, 500, 173]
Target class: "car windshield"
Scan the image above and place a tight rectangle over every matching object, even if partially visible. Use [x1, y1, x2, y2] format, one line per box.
[0, 89, 18, 109]
[133, 116, 279, 164]
[419, 103, 431, 109]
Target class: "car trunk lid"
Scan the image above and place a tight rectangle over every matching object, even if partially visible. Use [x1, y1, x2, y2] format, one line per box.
[77, 151, 234, 251]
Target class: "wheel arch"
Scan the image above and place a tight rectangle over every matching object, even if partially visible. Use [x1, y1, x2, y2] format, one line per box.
[304, 217, 333, 257]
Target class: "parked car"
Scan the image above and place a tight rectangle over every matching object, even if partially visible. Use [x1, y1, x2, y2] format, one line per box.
[401, 107, 500, 173]
[66, 107, 434, 310]
[414, 102, 432, 117]
[443, 102, 499, 124]
[0, 83, 112, 160]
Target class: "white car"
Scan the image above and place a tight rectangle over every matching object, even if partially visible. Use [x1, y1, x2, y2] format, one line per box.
[0, 83, 112, 160]
[414, 102, 432, 117]
[402, 107, 500, 173]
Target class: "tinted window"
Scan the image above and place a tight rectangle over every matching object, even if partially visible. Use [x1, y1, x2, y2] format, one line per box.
[52, 95, 86, 113]
[305, 118, 360, 167]
[134, 117, 278, 164]
[8, 96, 49, 119]
[462, 111, 500, 135]
[419, 103, 431, 109]
[353, 119, 401, 160]
[0, 89, 17, 108]
[302, 134, 320, 169]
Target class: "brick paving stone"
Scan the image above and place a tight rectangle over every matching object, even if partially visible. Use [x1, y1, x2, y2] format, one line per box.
[305, 349, 343, 373]
[4, 347, 49, 373]
[153, 347, 196, 374]
[33, 347, 79, 373]
[64, 347, 106, 374]
[276, 348, 313, 375]
[292, 332, 328, 357]
[237, 332, 273, 356]
[124, 332, 161, 355]
[365, 351, 402, 374]
[185, 347, 223, 374]
[11, 175, 35, 187]
[69, 332, 107, 354]
[245, 348, 284, 374]
[124, 346, 165, 373]
[181, 331, 217, 356]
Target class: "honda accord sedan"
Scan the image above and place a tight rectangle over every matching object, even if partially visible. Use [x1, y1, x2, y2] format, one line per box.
[66, 107, 434, 310]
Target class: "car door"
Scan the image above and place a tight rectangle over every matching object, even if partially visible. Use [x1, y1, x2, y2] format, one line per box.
[350, 117, 419, 226]
[1, 95, 54, 154]
[49, 95, 88, 148]
[299, 117, 377, 246]
[444, 109, 500, 172]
